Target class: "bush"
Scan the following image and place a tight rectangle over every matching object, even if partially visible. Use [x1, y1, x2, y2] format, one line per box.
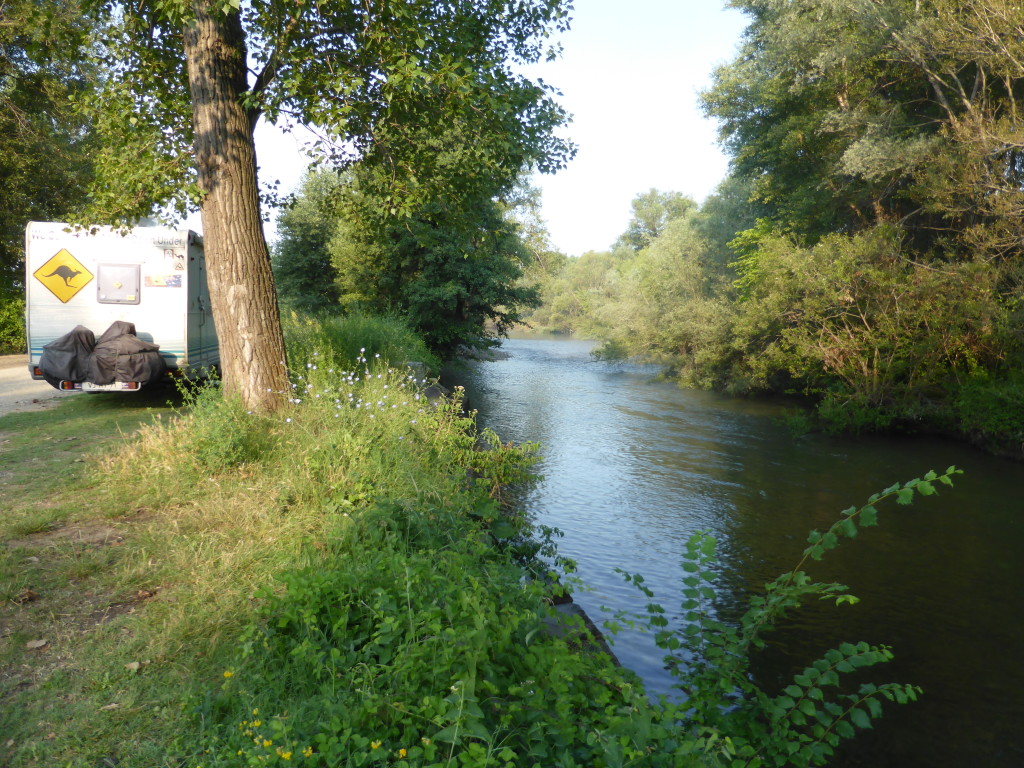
[282, 311, 440, 374]
[955, 372, 1024, 456]
[0, 286, 25, 354]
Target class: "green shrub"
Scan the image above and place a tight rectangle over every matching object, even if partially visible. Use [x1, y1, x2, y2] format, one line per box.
[283, 311, 440, 374]
[955, 373, 1024, 455]
[0, 286, 25, 354]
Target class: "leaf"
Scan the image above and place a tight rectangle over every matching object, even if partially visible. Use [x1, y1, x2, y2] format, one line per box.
[849, 707, 871, 729]
[835, 719, 855, 739]
[25, 639, 48, 650]
[896, 488, 915, 505]
[489, 520, 518, 539]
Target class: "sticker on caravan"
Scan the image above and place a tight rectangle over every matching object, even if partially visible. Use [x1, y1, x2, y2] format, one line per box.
[33, 249, 94, 303]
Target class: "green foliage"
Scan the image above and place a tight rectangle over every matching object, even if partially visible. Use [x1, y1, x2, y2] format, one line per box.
[0, 285, 26, 354]
[535, 174, 1021, 444]
[0, 0, 98, 291]
[731, 226, 1006, 417]
[78, 0, 574, 225]
[331, 189, 540, 357]
[172, 376, 280, 474]
[272, 171, 346, 313]
[955, 372, 1024, 456]
[197, 498, 656, 768]
[616, 467, 960, 767]
[282, 310, 440, 375]
[521, 250, 620, 336]
[615, 189, 697, 251]
[274, 164, 543, 358]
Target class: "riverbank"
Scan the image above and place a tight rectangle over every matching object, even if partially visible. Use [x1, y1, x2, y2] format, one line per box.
[0, 321, 647, 768]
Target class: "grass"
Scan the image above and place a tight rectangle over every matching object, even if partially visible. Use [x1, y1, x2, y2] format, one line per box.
[1, 316, 641, 768]
[1, 312, 944, 767]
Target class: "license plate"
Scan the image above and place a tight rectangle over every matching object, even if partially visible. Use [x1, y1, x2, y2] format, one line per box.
[80, 381, 142, 392]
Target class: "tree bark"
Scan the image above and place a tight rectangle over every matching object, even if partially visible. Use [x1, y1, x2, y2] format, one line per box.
[183, 1, 289, 411]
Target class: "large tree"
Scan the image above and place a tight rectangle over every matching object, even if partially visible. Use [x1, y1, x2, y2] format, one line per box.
[82, 0, 572, 410]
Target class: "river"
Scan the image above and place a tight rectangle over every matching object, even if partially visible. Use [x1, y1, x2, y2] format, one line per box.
[451, 335, 1024, 768]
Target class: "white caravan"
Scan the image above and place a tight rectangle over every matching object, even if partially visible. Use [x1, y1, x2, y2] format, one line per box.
[25, 222, 218, 391]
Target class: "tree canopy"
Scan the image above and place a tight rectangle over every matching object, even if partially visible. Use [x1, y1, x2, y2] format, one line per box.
[0, 0, 97, 292]
[73, 0, 573, 409]
[274, 161, 543, 358]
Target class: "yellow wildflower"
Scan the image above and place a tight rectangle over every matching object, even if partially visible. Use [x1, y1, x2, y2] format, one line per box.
[302, 747, 313, 758]
[263, 739, 273, 748]
[281, 752, 292, 760]
[371, 740, 382, 750]
[398, 748, 407, 758]
[223, 670, 234, 678]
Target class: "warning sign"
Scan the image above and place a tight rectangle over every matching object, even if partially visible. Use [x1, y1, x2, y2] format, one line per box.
[33, 249, 94, 303]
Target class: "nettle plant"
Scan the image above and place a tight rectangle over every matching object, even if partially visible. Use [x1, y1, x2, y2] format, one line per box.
[616, 467, 961, 768]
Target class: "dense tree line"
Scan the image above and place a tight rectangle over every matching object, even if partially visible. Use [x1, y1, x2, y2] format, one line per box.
[529, 0, 1024, 451]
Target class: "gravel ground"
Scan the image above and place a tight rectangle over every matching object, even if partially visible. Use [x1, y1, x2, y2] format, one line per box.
[0, 354, 78, 418]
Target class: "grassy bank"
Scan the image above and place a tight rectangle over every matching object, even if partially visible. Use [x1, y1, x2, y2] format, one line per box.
[2, 313, 952, 767]
[0, 315, 652, 767]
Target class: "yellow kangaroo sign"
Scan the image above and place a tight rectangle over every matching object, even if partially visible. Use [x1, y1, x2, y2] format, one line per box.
[33, 249, 94, 303]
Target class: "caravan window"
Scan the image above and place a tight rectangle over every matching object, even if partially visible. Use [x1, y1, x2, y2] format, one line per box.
[97, 264, 141, 305]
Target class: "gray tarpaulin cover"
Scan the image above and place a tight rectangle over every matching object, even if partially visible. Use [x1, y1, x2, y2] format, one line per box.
[38, 325, 95, 382]
[88, 321, 166, 385]
[39, 321, 166, 384]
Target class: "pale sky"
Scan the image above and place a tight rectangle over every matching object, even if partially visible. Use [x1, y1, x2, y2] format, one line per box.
[204, 1, 750, 257]
[522, 0, 748, 255]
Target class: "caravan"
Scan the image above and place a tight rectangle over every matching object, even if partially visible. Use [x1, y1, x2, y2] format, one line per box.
[25, 222, 219, 391]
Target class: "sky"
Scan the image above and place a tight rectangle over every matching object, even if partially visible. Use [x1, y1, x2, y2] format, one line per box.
[226, 1, 750, 257]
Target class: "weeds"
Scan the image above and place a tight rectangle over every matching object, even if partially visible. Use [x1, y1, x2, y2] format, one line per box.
[0, 310, 960, 767]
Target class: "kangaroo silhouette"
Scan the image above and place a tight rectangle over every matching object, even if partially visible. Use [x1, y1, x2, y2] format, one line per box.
[44, 265, 82, 287]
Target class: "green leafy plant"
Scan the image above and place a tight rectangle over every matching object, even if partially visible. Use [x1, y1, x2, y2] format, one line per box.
[616, 467, 961, 767]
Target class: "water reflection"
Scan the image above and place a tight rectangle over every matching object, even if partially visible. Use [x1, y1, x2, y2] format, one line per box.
[452, 336, 1024, 768]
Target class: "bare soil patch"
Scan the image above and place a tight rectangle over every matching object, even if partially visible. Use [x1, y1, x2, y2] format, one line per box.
[5, 525, 124, 551]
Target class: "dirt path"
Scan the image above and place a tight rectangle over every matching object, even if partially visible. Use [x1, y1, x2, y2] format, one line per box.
[0, 354, 78, 418]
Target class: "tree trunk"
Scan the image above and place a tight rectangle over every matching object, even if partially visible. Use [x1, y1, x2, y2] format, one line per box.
[183, 1, 289, 411]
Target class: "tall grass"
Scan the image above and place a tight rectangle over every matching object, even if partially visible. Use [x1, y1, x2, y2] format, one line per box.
[282, 311, 441, 374]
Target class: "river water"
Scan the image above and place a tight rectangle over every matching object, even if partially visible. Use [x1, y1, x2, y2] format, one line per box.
[453, 336, 1024, 768]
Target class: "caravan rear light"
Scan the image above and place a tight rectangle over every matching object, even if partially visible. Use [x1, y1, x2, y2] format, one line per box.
[33, 366, 44, 377]
[60, 381, 78, 390]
